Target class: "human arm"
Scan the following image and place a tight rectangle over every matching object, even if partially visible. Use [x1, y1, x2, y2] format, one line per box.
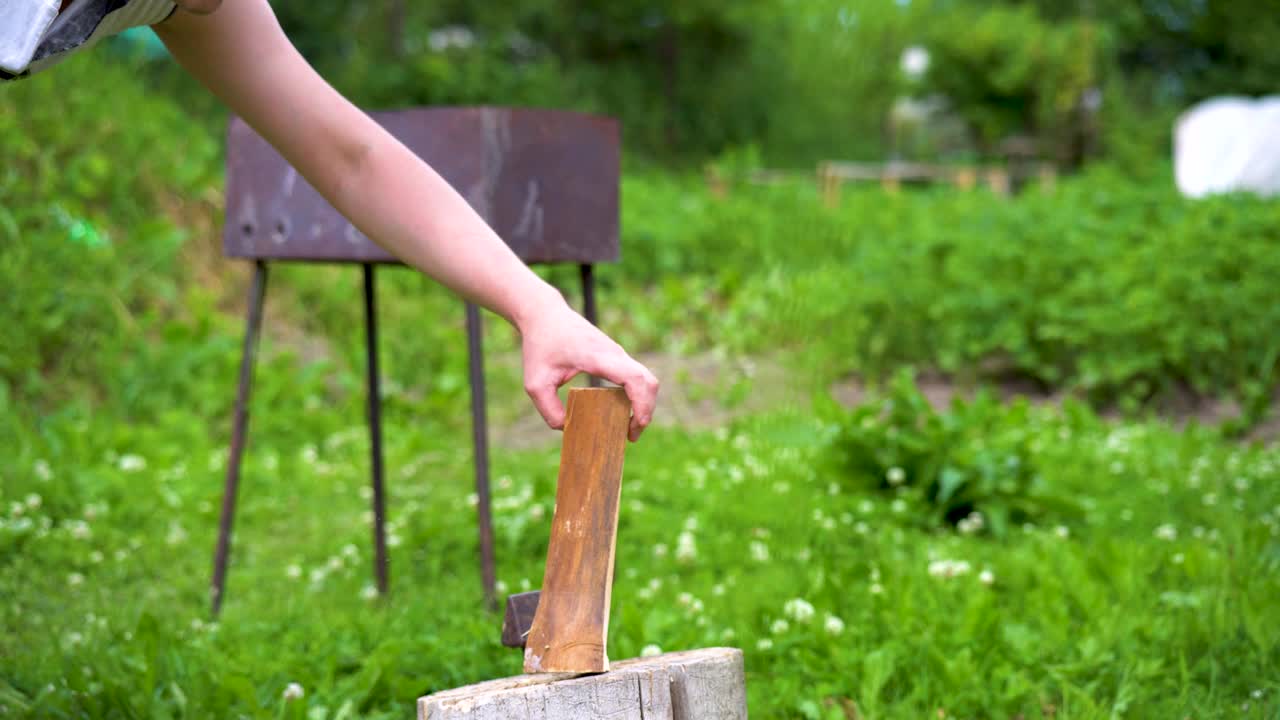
[153, 0, 658, 439]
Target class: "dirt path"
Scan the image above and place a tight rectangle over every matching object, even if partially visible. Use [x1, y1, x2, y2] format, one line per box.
[491, 354, 1280, 450]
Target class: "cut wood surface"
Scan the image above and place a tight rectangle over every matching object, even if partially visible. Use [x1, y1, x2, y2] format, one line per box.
[420, 647, 748, 720]
[523, 387, 631, 673]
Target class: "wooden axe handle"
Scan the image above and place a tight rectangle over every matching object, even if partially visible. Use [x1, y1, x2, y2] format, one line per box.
[523, 387, 630, 674]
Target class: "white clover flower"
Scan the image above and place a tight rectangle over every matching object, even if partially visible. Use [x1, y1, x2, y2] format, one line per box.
[308, 568, 326, 584]
[979, 569, 995, 586]
[783, 598, 816, 623]
[677, 592, 694, 606]
[286, 564, 302, 580]
[770, 618, 789, 635]
[34, 460, 52, 481]
[114, 549, 128, 562]
[869, 583, 884, 595]
[89, 551, 104, 564]
[495, 579, 509, 595]
[711, 583, 726, 597]
[1054, 525, 1070, 539]
[749, 541, 770, 562]
[69, 520, 91, 540]
[387, 534, 403, 548]
[360, 584, 378, 601]
[282, 682, 304, 701]
[858, 499, 874, 515]
[640, 644, 663, 657]
[118, 455, 147, 472]
[166, 522, 188, 546]
[65, 632, 84, 647]
[756, 638, 773, 651]
[326, 556, 343, 572]
[771, 481, 791, 494]
[25, 494, 42, 510]
[890, 499, 908, 514]
[828, 482, 841, 496]
[648, 578, 662, 591]
[823, 614, 845, 636]
[1154, 524, 1177, 542]
[927, 559, 971, 579]
[721, 628, 736, 641]
[691, 598, 704, 614]
[529, 504, 546, 521]
[676, 531, 697, 562]
[301, 445, 319, 464]
[886, 467, 906, 486]
[653, 543, 669, 558]
[1202, 493, 1218, 507]
[9, 502, 23, 517]
[465, 493, 478, 507]
[68, 573, 84, 587]
[1172, 553, 1185, 564]
[1192, 526, 1206, 538]
[191, 618, 206, 632]
[854, 521, 870, 535]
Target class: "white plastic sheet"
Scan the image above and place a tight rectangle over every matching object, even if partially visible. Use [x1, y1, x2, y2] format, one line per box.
[1175, 96, 1280, 198]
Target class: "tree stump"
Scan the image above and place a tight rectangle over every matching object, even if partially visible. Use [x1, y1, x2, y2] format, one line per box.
[418, 647, 748, 720]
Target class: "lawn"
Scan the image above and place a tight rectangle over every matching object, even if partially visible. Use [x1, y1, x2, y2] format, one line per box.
[3, 54, 1280, 720]
[4, 373, 1279, 718]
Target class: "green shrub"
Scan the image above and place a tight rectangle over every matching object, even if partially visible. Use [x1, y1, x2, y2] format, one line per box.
[624, 168, 1280, 414]
[828, 371, 1081, 536]
[0, 53, 219, 411]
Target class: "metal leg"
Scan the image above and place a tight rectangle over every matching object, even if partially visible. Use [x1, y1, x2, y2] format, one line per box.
[580, 263, 601, 388]
[466, 302, 497, 610]
[363, 264, 389, 596]
[211, 261, 269, 616]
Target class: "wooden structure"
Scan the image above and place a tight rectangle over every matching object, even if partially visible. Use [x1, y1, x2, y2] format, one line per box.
[419, 648, 748, 720]
[523, 387, 630, 673]
[210, 107, 621, 615]
[705, 160, 1057, 205]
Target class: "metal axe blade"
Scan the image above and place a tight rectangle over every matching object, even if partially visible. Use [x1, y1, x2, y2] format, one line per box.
[501, 590, 541, 648]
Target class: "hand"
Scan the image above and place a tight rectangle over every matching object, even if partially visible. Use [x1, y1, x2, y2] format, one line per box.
[517, 298, 659, 442]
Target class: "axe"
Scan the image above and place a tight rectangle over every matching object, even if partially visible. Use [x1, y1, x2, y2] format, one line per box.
[499, 387, 630, 674]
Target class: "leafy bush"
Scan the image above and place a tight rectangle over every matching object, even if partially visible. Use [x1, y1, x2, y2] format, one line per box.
[614, 168, 1280, 415]
[828, 371, 1080, 536]
[920, 4, 1105, 159]
[0, 53, 219, 411]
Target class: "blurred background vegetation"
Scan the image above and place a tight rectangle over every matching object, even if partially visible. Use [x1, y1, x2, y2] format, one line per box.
[268, 0, 1279, 166]
[4, 1, 1280, 717]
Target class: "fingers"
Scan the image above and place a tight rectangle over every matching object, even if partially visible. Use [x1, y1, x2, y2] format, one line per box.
[623, 366, 660, 441]
[586, 354, 659, 442]
[525, 378, 566, 431]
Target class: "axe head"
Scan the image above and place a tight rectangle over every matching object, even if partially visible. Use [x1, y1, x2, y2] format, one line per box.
[501, 591, 541, 648]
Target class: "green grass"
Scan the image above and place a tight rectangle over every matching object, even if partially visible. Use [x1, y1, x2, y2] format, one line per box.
[3, 385, 1279, 718]
[4, 51, 1280, 720]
